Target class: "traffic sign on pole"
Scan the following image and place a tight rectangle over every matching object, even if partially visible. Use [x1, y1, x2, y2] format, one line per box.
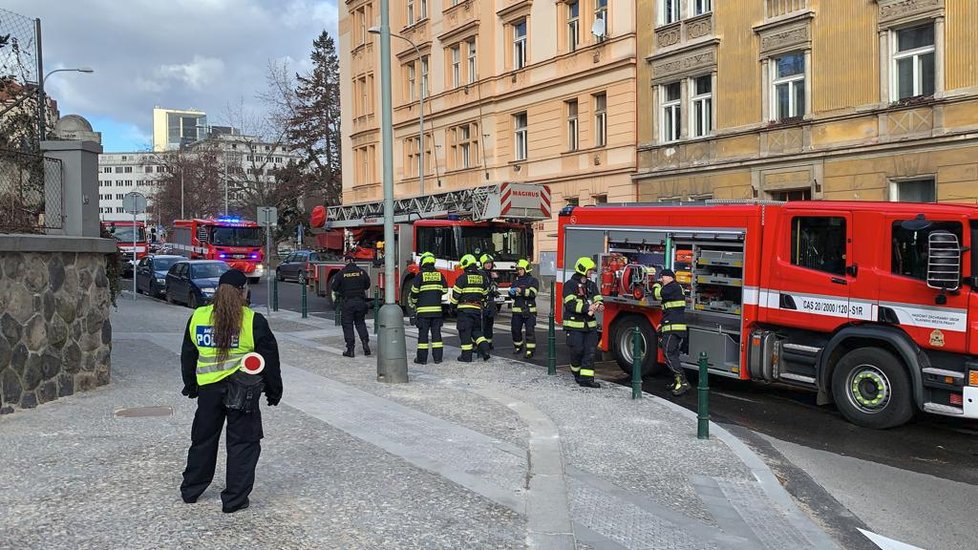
[257, 206, 277, 316]
[124, 192, 146, 301]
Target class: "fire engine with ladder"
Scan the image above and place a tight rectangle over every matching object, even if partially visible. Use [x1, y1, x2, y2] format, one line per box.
[558, 199, 978, 429]
[307, 183, 551, 307]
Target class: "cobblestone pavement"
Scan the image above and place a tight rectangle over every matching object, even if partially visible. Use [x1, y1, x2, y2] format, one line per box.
[0, 296, 839, 549]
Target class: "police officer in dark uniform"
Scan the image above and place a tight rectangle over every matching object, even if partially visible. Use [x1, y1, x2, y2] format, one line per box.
[510, 258, 539, 359]
[451, 254, 490, 362]
[479, 253, 499, 351]
[563, 257, 603, 388]
[409, 253, 447, 364]
[331, 255, 371, 358]
[653, 268, 690, 396]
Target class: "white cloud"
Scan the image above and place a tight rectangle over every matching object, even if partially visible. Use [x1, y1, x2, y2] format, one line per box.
[154, 56, 226, 91]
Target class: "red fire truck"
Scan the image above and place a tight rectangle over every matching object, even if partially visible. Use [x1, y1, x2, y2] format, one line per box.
[308, 183, 551, 307]
[170, 217, 265, 283]
[102, 220, 148, 277]
[557, 200, 978, 428]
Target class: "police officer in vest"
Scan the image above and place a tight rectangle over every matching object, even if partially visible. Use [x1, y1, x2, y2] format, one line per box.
[180, 269, 283, 513]
[479, 253, 499, 350]
[451, 254, 491, 362]
[332, 254, 371, 358]
[409, 253, 447, 364]
[510, 258, 539, 359]
[563, 257, 603, 388]
[654, 268, 690, 396]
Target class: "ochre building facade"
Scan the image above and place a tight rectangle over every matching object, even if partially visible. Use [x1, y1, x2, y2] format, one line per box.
[339, 0, 639, 261]
[635, 0, 978, 203]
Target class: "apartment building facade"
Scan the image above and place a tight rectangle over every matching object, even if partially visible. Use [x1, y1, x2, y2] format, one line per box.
[339, 0, 640, 263]
[635, 0, 978, 203]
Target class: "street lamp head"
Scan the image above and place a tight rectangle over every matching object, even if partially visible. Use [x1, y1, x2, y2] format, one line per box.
[368, 26, 381, 35]
[76, 67, 94, 73]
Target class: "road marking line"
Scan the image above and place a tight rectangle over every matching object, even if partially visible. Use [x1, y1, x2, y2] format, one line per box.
[712, 391, 761, 404]
[858, 529, 923, 550]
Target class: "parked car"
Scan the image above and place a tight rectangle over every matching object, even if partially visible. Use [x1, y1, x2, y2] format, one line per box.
[165, 260, 230, 308]
[135, 255, 184, 298]
[276, 250, 323, 282]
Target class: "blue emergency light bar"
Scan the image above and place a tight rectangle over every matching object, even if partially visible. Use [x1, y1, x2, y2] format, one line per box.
[217, 216, 242, 223]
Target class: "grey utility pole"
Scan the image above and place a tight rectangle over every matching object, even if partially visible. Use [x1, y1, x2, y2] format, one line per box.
[375, 0, 408, 383]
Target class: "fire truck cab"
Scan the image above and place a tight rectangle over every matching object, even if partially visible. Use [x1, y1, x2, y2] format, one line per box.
[170, 217, 265, 283]
[102, 220, 148, 277]
[558, 200, 978, 429]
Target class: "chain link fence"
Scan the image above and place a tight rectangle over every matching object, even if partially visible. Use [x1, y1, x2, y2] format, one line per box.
[1, 7, 41, 150]
[0, 148, 62, 233]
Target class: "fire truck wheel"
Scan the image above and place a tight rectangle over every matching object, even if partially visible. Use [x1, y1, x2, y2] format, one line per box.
[611, 316, 662, 378]
[400, 279, 413, 310]
[831, 348, 913, 429]
[324, 274, 338, 308]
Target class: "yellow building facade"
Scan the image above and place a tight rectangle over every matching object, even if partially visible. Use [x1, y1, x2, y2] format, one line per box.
[635, 0, 978, 203]
[339, 0, 640, 262]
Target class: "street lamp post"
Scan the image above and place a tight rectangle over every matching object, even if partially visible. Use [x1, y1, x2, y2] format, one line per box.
[369, 26, 425, 196]
[374, 1, 409, 383]
[37, 66, 94, 141]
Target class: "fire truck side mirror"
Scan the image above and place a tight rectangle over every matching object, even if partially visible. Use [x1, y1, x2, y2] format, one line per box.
[926, 230, 961, 293]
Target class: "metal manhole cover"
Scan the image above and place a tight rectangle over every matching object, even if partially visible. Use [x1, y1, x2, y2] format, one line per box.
[114, 406, 174, 418]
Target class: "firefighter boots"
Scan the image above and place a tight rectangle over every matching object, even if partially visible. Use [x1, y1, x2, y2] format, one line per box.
[362, 341, 371, 356]
[671, 373, 691, 396]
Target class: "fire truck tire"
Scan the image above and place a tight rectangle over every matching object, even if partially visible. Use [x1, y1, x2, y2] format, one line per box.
[324, 273, 337, 308]
[831, 348, 914, 429]
[400, 279, 413, 310]
[611, 316, 662, 378]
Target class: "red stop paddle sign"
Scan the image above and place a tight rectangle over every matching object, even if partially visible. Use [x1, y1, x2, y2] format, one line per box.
[241, 352, 265, 375]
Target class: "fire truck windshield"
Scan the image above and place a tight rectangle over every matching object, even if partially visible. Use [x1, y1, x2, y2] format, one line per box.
[210, 226, 262, 247]
[108, 226, 146, 243]
[459, 226, 528, 261]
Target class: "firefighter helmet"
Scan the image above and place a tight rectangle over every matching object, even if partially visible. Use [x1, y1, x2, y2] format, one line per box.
[517, 259, 531, 271]
[460, 254, 478, 269]
[421, 255, 436, 266]
[480, 253, 494, 266]
[575, 257, 596, 276]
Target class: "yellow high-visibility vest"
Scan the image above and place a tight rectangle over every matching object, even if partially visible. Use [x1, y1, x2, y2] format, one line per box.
[189, 305, 256, 386]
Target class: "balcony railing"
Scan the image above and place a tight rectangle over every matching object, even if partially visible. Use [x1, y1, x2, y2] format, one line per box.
[766, 0, 808, 19]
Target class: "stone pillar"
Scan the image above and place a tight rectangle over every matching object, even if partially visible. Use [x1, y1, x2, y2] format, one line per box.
[40, 140, 103, 237]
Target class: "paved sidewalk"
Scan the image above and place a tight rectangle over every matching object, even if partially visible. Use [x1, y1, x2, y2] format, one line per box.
[0, 296, 839, 549]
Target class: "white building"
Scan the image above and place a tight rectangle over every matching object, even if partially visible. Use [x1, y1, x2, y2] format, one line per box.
[97, 152, 164, 222]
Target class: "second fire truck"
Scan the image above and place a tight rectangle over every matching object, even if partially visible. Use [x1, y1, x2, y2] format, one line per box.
[558, 200, 978, 429]
[170, 217, 265, 283]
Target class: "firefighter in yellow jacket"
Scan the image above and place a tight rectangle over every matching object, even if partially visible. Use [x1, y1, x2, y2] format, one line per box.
[562, 257, 603, 388]
[409, 253, 448, 364]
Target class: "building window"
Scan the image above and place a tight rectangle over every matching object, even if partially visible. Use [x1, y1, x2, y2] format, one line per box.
[407, 0, 416, 25]
[116, 207, 124, 214]
[595, 0, 608, 26]
[891, 178, 936, 202]
[420, 56, 429, 99]
[661, 82, 682, 142]
[566, 99, 579, 151]
[772, 52, 805, 120]
[102, 167, 111, 173]
[690, 75, 713, 137]
[692, 0, 712, 16]
[567, 1, 580, 52]
[450, 45, 461, 88]
[451, 123, 478, 170]
[565, 196, 580, 207]
[661, 0, 680, 25]
[893, 23, 935, 100]
[513, 19, 528, 70]
[593, 194, 608, 204]
[513, 112, 528, 161]
[124, 166, 133, 173]
[407, 63, 417, 101]
[593, 92, 607, 147]
[467, 39, 477, 84]
[114, 167, 123, 173]
[773, 188, 812, 201]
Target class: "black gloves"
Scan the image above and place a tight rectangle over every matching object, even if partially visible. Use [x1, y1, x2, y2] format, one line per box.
[266, 394, 281, 406]
[181, 384, 198, 399]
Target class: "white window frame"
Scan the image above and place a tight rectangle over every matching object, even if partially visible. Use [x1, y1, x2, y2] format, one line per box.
[407, 0, 415, 26]
[459, 125, 472, 169]
[691, 0, 712, 16]
[660, 82, 682, 143]
[891, 23, 936, 101]
[594, 92, 607, 147]
[690, 74, 713, 138]
[451, 45, 461, 88]
[467, 39, 477, 84]
[420, 0, 428, 20]
[514, 112, 528, 161]
[407, 64, 416, 102]
[513, 19, 528, 70]
[420, 56, 429, 99]
[890, 177, 937, 203]
[595, 0, 608, 26]
[567, 99, 579, 151]
[770, 52, 806, 120]
[567, 1, 580, 52]
[660, 0, 681, 26]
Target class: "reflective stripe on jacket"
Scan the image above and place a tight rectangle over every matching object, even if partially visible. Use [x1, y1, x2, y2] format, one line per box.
[450, 269, 489, 310]
[511, 273, 540, 314]
[189, 305, 256, 385]
[653, 280, 687, 332]
[562, 273, 602, 331]
[409, 267, 447, 317]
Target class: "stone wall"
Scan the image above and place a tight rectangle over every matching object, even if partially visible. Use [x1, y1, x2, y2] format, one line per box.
[0, 236, 116, 414]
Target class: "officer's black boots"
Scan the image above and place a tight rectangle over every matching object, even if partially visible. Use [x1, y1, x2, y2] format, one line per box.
[343, 347, 355, 358]
[362, 341, 371, 356]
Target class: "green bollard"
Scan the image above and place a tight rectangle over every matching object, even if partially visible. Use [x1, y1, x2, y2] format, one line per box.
[373, 288, 380, 334]
[272, 275, 279, 312]
[697, 351, 710, 439]
[631, 326, 642, 400]
[300, 271, 308, 319]
[547, 279, 556, 375]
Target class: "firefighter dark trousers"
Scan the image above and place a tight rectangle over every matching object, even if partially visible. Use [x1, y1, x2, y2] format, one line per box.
[662, 332, 686, 377]
[511, 313, 537, 356]
[457, 309, 488, 361]
[482, 311, 495, 347]
[567, 330, 600, 382]
[181, 381, 263, 510]
[415, 317, 444, 363]
[341, 297, 369, 351]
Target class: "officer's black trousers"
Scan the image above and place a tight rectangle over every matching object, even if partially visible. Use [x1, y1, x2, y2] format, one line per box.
[415, 316, 444, 363]
[456, 308, 487, 360]
[566, 330, 600, 381]
[662, 332, 687, 376]
[511, 313, 537, 355]
[181, 381, 263, 510]
[341, 297, 369, 350]
[482, 312, 495, 345]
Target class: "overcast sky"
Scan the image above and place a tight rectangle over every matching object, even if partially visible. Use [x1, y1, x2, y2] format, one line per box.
[6, 0, 337, 152]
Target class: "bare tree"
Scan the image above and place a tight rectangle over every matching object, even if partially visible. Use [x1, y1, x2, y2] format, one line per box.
[149, 146, 225, 225]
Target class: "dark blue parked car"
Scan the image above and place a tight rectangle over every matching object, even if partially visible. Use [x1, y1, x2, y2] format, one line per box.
[135, 254, 184, 298]
[165, 260, 230, 308]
